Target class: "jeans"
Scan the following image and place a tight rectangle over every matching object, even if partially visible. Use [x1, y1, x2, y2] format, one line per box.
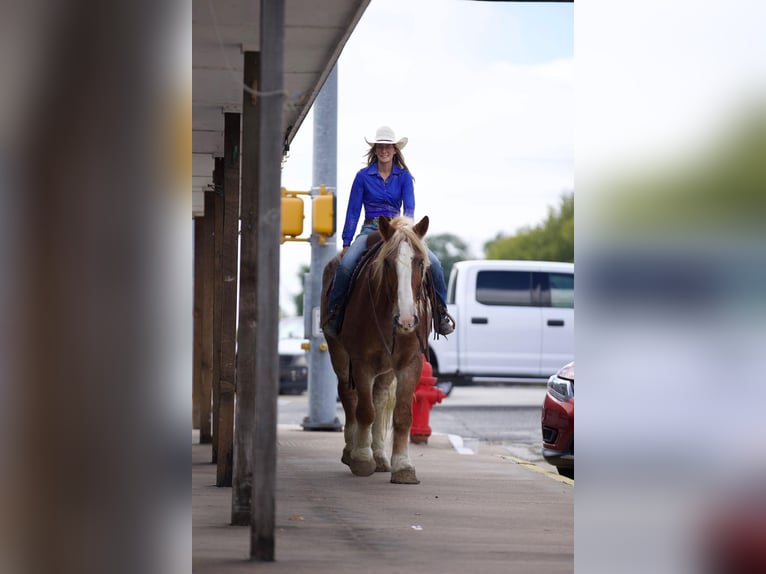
[328, 222, 448, 312]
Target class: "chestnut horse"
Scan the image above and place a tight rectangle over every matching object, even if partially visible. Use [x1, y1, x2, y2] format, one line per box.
[321, 216, 433, 484]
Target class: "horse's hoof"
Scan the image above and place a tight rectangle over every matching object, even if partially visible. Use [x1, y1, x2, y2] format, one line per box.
[341, 448, 351, 467]
[374, 456, 391, 472]
[391, 468, 420, 484]
[349, 458, 376, 477]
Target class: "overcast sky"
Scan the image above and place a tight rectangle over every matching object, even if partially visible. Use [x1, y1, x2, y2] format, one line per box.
[279, 0, 574, 315]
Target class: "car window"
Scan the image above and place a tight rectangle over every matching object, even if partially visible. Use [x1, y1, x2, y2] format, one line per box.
[549, 273, 574, 308]
[475, 271, 533, 306]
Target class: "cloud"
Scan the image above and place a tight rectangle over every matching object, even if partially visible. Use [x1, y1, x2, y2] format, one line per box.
[279, 1, 573, 314]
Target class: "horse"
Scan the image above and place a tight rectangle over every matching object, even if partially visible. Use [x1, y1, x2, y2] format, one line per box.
[321, 215, 435, 484]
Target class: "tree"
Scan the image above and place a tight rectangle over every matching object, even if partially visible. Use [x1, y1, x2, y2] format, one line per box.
[484, 192, 574, 262]
[427, 233, 474, 281]
[292, 264, 310, 316]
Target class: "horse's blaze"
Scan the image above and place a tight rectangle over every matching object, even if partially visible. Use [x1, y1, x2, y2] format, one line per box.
[395, 240, 418, 328]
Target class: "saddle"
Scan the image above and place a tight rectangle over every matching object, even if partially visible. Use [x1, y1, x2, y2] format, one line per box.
[348, 233, 384, 293]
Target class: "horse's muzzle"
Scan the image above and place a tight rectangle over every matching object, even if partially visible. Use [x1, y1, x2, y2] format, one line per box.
[393, 313, 419, 333]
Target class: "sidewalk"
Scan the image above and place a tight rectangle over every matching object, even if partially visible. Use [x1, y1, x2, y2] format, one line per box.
[193, 424, 572, 573]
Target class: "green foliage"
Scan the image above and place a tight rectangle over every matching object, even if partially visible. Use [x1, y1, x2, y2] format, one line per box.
[292, 264, 310, 316]
[484, 192, 574, 262]
[426, 233, 474, 280]
[599, 105, 766, 235]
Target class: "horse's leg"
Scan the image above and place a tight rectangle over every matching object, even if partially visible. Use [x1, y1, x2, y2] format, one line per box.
[337, 375, 356, 468]
[371, 374, 396, 472]
[348, 365, 377, 477]
[390, 356, 423, 485]
[328, 342, 355, 467]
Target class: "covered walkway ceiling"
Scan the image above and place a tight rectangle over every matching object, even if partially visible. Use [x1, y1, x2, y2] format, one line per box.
[192, 0, 370, 216]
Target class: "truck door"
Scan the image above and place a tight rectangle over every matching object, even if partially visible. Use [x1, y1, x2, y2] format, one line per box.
[461, 269, 542, 377]
[538, 271, 575, 376]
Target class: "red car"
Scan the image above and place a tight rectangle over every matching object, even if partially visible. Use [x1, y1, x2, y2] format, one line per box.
[541, 361, 574, 479]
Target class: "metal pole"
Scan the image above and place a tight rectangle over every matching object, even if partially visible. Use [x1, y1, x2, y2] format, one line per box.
[302, 64, 342, 431]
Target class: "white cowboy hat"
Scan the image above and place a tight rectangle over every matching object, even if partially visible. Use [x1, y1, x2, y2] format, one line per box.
[365, 125, 408, 149]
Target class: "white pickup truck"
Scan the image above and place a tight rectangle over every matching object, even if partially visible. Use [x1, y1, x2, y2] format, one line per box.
[428, 260, 574, 384]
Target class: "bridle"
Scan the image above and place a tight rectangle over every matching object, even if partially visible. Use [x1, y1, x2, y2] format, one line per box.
[366, 243, 429, 356]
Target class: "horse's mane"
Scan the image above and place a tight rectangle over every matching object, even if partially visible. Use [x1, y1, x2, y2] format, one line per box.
[369, 216, 430, 287]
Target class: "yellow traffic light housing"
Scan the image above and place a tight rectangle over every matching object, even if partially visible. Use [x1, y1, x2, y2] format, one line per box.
[312, 185, 336, 237]
[281, 188, 305, 240]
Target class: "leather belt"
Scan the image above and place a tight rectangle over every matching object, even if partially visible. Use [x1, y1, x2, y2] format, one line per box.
[364, 216, 394, 225]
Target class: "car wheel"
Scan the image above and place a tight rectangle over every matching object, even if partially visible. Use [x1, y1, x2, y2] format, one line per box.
[558, 467, 574, 479]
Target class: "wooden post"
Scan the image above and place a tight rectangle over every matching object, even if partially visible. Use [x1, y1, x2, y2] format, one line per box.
[211, 157, 224, 463]
[199, 189, 216, 444]
[216, 112, 240, 487]
[192, 217, 203, 430]
[232, 51, 259, 526]
[252, 0, 284, 562]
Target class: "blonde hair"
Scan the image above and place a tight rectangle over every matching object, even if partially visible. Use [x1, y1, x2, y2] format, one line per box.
[370, 217, 430, 287]
[366, 145, 415, 182]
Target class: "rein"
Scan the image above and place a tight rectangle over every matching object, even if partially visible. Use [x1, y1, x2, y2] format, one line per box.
[367, 271, 395, 356]
[366, 257, 430, 357]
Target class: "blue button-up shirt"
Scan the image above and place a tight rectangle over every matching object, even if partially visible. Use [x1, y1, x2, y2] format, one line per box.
[341, 162, 415, 246]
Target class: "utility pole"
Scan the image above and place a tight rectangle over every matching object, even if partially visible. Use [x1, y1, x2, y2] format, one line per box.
[302, 64, 342, 431]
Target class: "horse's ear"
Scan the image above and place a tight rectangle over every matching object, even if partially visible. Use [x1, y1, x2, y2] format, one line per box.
[413, 216, 429, 238]
[379, 216, 394, 240]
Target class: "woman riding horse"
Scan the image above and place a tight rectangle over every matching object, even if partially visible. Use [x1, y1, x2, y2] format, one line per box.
[323, 126, 454, 338]
[321, 215, 434, 484]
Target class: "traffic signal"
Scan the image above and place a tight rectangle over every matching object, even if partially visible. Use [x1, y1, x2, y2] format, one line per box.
[281, 188, 305, 239]
[312, 185, 336, 236]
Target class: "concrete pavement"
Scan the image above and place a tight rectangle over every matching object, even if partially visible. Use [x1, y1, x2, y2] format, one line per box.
[193, 420, 572, 573]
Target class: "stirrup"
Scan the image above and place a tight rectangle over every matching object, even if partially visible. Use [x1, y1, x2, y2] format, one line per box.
[438, 311, 455, 336]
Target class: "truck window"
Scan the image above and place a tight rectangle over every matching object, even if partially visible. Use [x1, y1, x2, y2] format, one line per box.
[475, 271, 533, 306]
[446, 267, 457, 304]
[549, 272, 574, 308]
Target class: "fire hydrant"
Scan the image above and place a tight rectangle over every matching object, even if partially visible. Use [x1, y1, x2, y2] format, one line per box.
[410, 355, 445, 444]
